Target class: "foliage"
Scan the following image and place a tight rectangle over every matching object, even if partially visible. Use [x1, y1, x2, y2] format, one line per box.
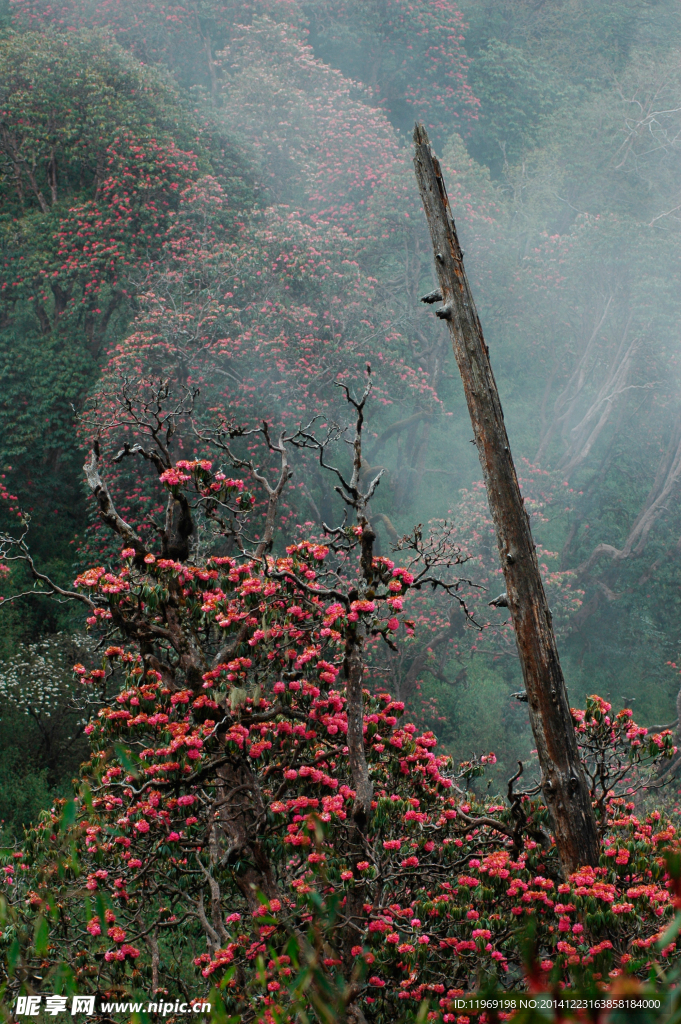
[0, 633, 94, 770]
[466, 40, 569, 175]
[6, 0, 681, 1013]
[304, 0, 478, 140]
[0, 635, 95, 838]
[0, 29, 206, 336]
[7, 0, 681, 744]
[1, 413, 680, 1016]
[9, 0, 306, 97]
[70, 178, 438, 574]
[0, 25, 255, 607]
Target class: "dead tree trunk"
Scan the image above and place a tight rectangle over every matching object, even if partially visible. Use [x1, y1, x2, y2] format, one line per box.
[413, 123, 599, 874]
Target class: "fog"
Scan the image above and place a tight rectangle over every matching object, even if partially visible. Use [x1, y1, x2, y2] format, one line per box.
[2, 0, 681, 810]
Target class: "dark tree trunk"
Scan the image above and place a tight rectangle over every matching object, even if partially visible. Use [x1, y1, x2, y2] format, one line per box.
[412, 123, 599, 875]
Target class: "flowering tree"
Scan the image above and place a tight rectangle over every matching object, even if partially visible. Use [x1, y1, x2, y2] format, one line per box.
[0, 633, 95, 775]
[0, 29, 210, 349]
[303, 0, 479, 140]
[11, 0, 479, 140]
[10, 0, 306, 101]
[1, 376, 681, 1021]
[0, 26, 251, 554]
[70, 169, 439, 574]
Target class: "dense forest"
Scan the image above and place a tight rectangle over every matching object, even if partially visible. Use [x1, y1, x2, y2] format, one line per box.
[2, 0, 681, 1018]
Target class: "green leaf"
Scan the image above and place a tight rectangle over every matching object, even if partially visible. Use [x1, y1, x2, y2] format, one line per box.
[80, 782, 94, 813]
[59, 799, 77, 831]
[659, 911, 681, 949]
[34, 915, 49, 956]
[6, 937, 19, 976]
[113, 743, 140, 779]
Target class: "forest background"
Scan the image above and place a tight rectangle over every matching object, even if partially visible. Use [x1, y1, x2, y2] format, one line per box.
[2, 0, 681, 841]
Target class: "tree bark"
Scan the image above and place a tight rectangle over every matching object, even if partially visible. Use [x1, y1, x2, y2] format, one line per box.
[343, 616, 373, 828]
[412, 123, 600, 874]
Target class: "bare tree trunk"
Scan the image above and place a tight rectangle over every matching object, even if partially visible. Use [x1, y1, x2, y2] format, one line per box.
[202, 31, 219, 107]
[535, 294, 614, 465]
[413, 123, 599, 874]
[559, 313, 639, 474]
[344, 614, 373, 828]
[578, 407, 681, 577]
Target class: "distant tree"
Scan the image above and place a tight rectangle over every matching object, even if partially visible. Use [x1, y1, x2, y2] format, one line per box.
[0, 28, 252, 581]
[10, 0, 307, 97]
[303, 0, 479, 139]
